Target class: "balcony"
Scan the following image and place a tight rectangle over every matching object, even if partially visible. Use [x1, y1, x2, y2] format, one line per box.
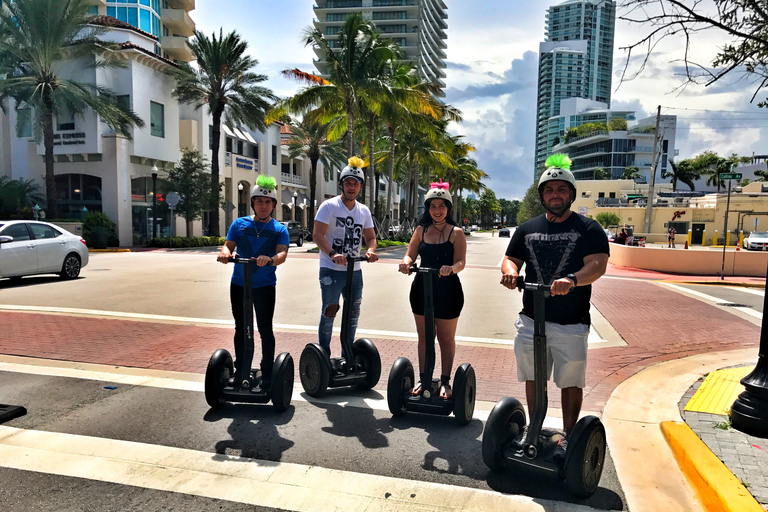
[161, 8, 194, 37]
[281, 173, 304, 186]
[162, 35, 193, 62]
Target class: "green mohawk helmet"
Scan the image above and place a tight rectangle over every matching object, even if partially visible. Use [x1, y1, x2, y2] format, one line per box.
[538, 153, 577, 218]
[251, 175, 278, 204]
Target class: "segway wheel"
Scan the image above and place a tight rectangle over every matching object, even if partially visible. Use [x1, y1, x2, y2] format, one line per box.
[482, 397, 526, 471]
[452, 363, 476, 426]
[299, 343, 330, 397]
[204, 349, 233, 408]
[387, 357, 414, 416]
[565, 417, 606, 498]
[271, 352, 295, 412]
[353, 338, 381, 390]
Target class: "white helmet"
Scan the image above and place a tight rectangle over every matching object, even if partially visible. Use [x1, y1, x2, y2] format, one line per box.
[538, 154, 576, 194]
[339, 156, 365, 187]
[250, 175, 277, 205]
[424, 181, 452, 207]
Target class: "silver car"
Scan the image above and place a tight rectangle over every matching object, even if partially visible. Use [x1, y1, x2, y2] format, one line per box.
[743, 231, 768, 251]
[0, 220, 89, 280]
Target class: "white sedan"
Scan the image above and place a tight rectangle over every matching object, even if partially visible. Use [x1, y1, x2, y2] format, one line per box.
[743, 231, 768, 251]
[0, 220, 89, 280]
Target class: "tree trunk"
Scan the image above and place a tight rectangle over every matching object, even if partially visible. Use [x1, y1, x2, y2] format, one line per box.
[42, 92, 57, 218]
[411, 163, 419, 219]
[210, 107, 223, 237]
[368, 117, 376, 213]
[385, 125, 396, 220]
[186, 219, 192, 237]
[346, 103, 355, 158]
[309, 158, 318, 233]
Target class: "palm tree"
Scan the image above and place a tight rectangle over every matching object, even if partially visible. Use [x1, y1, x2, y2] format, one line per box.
[278, 13, 398, 159]
[170, 29, 277, 236]
[593, 168, 609, 180]
[622, 166, 643, 180]
[0, 0, 144, 218]
[285, 117, 346, 232]
[662, 159, 699, 191]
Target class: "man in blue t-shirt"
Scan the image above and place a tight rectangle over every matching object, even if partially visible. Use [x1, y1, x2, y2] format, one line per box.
[217, 176, 289, 389]
[500, 154, 609, 459]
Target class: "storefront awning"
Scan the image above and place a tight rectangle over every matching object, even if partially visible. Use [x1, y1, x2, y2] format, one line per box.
[222, 125, 235, 137]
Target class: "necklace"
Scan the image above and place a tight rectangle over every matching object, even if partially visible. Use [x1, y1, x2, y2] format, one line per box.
[432, 222, 448, 243]
[253, 215, 271, 237]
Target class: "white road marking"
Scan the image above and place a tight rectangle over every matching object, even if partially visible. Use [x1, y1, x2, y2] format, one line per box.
[0, 425, 596, 512]
[659, 282, 763, 319]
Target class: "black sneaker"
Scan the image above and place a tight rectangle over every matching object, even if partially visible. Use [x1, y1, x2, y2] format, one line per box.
[554, 432, 568, 460]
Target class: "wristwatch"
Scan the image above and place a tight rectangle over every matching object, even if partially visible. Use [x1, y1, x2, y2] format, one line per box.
[329, 250, 338, 258]
[566, 273, 578, 287]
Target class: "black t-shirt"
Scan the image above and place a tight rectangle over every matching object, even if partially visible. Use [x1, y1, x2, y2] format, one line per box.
[505, 213, 610, 325]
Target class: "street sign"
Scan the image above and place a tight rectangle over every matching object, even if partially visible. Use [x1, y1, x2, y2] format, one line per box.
[719, 172, 742, 180]
[166, 192, 180, 208]
[223, 201, 236, 214]
[756, 218, 760, 230]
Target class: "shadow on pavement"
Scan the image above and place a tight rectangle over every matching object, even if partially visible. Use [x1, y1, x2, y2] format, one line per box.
[486, 464, 624, 510]
[204, 404, 295, 462]
[316, 401, 394, 449]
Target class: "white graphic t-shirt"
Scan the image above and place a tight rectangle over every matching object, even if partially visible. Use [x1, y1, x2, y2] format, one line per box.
[315, 196, 374, 271]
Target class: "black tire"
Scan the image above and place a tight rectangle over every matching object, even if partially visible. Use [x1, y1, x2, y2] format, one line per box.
[387, 357, 414, 416]
[299, 343, 330, 397]
[296, 235, 303, 247]
[204, 349, 233, 408]
[565, 417, 607, 498]
[482, 397, 526, 471]
[271, 352, 294, 412]
[353, 338, 381, 390]
[60, 253, 81, 279]
[452, 364, 476, 426]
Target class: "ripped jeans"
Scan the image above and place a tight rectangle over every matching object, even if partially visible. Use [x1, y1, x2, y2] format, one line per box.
[318, 267, 363, 357]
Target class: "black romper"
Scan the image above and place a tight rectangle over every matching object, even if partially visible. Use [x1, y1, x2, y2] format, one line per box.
[409, 226, 465, 320]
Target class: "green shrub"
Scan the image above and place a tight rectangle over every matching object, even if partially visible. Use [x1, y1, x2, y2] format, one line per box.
[9, 206, 33, 220]
[81, 211, 119, 247]
[146, 236, 226, 248]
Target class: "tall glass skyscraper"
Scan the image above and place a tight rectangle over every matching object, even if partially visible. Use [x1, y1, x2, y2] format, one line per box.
[534, 0, 615, 175]
[312, 0, 448, 97]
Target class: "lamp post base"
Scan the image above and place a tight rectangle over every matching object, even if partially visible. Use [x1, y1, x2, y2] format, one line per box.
[732, 357, 768, 438]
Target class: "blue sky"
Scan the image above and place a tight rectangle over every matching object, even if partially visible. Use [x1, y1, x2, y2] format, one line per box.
[193, 1, 768, 200]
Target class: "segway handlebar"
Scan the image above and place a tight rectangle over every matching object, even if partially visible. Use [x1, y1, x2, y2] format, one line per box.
[408, 264, 450, 275]
[227, 256, 272, 265]
[516, 274, 551, 296]
[347, 255, 371, 263]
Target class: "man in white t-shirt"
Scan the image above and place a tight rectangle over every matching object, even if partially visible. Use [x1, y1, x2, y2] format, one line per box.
[313, 156, 378, 359]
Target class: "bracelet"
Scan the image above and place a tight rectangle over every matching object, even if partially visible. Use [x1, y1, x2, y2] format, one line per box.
[329, 250, 337, 258]
[268, 257, 274, 266]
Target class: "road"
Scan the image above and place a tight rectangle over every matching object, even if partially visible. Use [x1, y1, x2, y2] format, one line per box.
[0, 232, 764, 511]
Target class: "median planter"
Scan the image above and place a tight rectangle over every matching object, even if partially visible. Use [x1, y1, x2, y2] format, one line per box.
[90, 227, 109, 249]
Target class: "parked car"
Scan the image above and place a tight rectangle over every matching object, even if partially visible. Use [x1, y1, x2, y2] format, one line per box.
[302, 227, 313, 242]
[470, 225, 479, 232]
[0, 220, 89, 280]
[280, 221, 304, 246]
[498, 227, 510, 237]
[743, 231, 768, 250]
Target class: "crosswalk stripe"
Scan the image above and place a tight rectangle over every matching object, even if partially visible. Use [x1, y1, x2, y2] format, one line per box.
[0, 425, 593, 512]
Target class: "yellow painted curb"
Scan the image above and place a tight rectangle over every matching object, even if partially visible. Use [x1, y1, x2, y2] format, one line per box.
[88, 248, 131, 252]
[661, 421, 763, 512]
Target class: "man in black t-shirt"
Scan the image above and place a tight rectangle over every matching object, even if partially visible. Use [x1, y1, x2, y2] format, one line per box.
[501, 154, 609, 459]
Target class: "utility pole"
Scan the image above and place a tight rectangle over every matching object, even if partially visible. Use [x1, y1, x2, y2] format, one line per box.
[643, 106, 662, 235]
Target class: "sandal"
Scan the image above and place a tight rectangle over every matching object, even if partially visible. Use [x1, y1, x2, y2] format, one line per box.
[440, 375, 452, 399]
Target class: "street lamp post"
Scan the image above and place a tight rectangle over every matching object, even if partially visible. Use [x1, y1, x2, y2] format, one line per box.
[151, 166, 158, 240]
[293, 191, 298, 221]
[238, 183, 244, 218]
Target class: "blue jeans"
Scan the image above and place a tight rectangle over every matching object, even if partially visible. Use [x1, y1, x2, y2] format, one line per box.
[318, 267, 363, 357]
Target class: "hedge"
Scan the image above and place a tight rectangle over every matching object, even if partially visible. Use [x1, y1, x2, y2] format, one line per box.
[146, 236, 226, 248]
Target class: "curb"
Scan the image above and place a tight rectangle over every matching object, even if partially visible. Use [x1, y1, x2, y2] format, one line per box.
[88, 248, 131, 253]
[660, 421, 763, 512]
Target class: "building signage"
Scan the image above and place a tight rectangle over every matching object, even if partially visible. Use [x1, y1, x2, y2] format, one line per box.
[235, 156, 254, 171]
[53, 132, 86, 146]
[578, 206, 587, 216]
[719, 172, 742, 180]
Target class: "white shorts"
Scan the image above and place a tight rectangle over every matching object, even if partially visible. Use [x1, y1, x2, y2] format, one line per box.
[513, 313, 589, 389]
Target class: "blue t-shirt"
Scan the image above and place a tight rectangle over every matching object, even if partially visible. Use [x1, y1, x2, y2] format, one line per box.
[226, 216, 289, 288]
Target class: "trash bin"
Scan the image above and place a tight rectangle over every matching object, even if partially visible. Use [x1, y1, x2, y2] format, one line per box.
[91, 227, 109, 249]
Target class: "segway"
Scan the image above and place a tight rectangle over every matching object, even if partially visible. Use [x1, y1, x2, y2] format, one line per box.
[299, 255, 381, 397]
[481, 276, 606, 498]
[387, 264, 476, 425]
[204, 257, 294, 412]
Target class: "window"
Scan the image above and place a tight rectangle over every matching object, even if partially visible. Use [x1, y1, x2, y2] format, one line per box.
[29, 223, 61, 239]
[57, 108, 75, 131]
[236, 140, 243, 155]
[250, 143, 258, 159]
[225, 137, 232, 153]
[272, 145, 277, 166]
[1, 223, 31, 241]
[150, 101, 164, 137]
